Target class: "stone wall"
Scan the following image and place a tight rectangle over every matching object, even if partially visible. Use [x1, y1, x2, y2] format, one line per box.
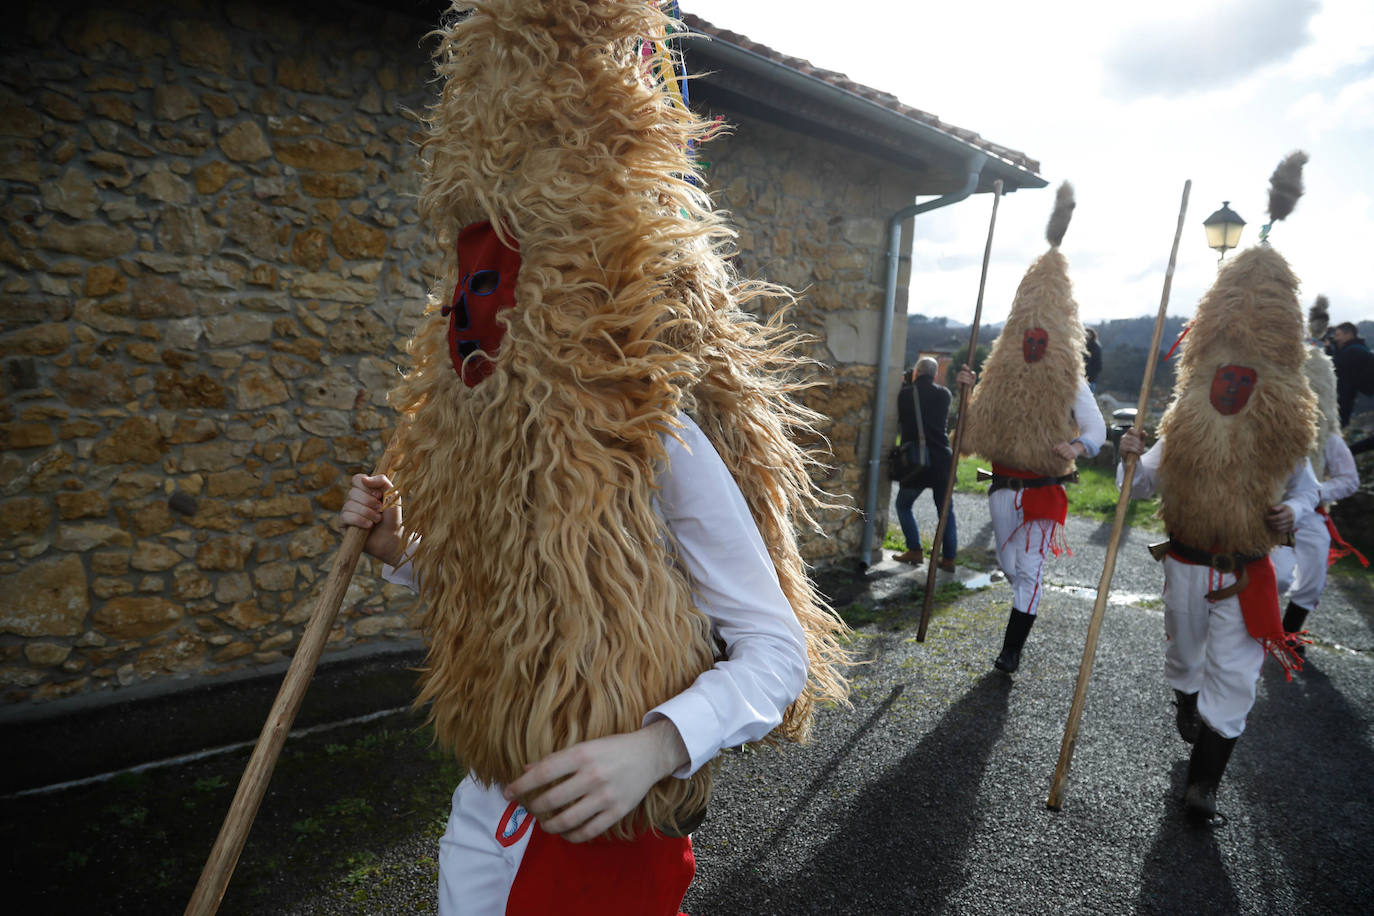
[1, 0, 436, 705]
[703, 110, 920, 560]
[0, 1, 920, 707]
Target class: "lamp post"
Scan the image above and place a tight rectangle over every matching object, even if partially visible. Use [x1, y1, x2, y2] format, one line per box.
[1202, 201, 1245, 263]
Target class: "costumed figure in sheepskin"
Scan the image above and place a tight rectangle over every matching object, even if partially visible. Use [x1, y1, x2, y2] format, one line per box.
[957, 182, 1106, 675]
[1118, 152, 1320, 823]
[337, 2, 849, 912]
[1271, 297, 1365, 647]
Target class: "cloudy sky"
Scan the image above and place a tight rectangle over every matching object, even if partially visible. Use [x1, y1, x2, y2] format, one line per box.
[683, 0, 1374, 327]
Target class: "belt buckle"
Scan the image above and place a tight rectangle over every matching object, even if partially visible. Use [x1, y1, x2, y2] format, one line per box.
[1211, 553, 1236, 574]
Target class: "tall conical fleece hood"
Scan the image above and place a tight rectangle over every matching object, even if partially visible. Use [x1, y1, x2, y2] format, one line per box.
[386, 0, 849, 838]
[1156, 151, 1319, 552]
[1301, 344, 1339, 479]
[962, 182, 1089, 476]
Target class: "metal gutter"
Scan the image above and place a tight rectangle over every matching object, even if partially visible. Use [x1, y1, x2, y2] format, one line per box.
[858, 156, 985, 568]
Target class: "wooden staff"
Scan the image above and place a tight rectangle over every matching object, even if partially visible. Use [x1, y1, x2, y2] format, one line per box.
[1046, 180, 1191, 810]
[185, 447, 397, 915]
[917, 179, 1002, 641]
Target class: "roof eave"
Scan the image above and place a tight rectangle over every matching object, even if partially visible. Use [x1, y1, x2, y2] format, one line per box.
[685, 34, 1047, 193]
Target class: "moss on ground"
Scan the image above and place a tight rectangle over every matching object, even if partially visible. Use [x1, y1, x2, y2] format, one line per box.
[2, 714, 463, 915]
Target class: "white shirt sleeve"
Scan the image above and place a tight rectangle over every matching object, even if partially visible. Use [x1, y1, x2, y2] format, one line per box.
[1282, 458, 1320, 532]
[381, 537, 421, 591]
[1320, 433, 1360, 504]
[1070, 378, 1107, 458]
[642, 415, 809, 778]
[1116, 437, 1163, 499]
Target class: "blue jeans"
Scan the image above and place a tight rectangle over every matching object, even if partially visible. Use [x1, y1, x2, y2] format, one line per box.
[896, 484, 957, 560]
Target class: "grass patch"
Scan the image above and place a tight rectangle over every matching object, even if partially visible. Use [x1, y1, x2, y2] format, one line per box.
[1, 711, 466, 915]
[1328, 555, 1374, 583]
[291, 817, 324, 840]
[340, 852, 382, 887]
[326, 797, 375, 819]
[952, 455, 1163, 531]
[835, 575, 980, 632]
[838, 600, 887, 628]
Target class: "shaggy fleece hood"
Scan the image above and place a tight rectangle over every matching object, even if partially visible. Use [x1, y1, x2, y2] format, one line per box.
[1156, 152, 1318, 553]
[1302, 345, 1340, 479]
[386, 0, 848, 837]
[962, 182, 1088, 477]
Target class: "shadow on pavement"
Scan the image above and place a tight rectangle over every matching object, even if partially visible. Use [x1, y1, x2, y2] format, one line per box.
[692, 674, 1012, 914]
[1245, 657, 1374, 910]
[1087, 517, 1117, 547]
[968, 519, 995, 553]
[1333, 573, 1374, 643]
[1136, 760, 1241, 914]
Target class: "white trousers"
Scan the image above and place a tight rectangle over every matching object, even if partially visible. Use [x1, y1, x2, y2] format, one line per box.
[989, 488, 1052, 615]
[1271, 513, 1331, 612]
[436, 774, 695, 915]
[438, 776, 534, 915]
[1162, 557, 1265, 739]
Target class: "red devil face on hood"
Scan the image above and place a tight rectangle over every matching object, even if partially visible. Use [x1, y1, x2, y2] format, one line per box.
[444, 221, 521, 386]
[1209, 364, 1257, 415]
[1022, 327, 1049, 363]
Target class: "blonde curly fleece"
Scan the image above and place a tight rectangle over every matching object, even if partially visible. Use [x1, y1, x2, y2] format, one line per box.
[388, 0, 849, 837]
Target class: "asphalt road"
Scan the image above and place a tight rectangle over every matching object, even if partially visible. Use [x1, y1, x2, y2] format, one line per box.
[295, 491, 1374, 914]
[11, 491, 1372, 915]
[679, 492, 1374, 914]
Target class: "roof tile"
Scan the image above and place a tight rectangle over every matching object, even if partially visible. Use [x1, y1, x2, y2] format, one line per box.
[682, 13, 1040, 175]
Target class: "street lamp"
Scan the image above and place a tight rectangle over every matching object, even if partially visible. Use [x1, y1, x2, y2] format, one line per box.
[1202, 201, 1245, 263]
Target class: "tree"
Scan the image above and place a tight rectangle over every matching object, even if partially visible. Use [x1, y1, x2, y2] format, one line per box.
[1095, 343, 1176, 401]
[946, 343, 989, 388]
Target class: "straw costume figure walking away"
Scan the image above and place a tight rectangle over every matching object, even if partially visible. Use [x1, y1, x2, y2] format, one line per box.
[338, 2, 848, 912]
[958, 183, 1106, 674]
[1271, 298, 1364, 650]
[1118, 151, 1320, 824]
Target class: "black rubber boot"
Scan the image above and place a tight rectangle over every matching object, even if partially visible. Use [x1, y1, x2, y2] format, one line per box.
[1283, 601, 1310, 657]
[1282, 600, 1309, 634]
[1173, 689, 1201, 744]
[1184, 722, 1238, 822]
[993, 608, 1035, 673]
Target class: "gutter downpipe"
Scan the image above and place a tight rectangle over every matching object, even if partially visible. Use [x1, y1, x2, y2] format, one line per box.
[858, 155, 985, 569]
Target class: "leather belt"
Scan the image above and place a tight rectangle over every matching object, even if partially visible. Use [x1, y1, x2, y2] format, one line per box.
[977, 468, 1078, 493]
[1147, 538, 1266, 601]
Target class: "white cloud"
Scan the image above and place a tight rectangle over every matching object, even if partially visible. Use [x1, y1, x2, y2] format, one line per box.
[681, 0, 1374, 322]
[1284, 0, 1374, 79]
[1289, 74, 1374, 134]
[1102, 0, 1319, 99]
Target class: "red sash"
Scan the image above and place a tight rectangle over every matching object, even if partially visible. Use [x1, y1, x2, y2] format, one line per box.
[506, 822, 694, 916]
[1319, 506, 1370, 568]
[1168, 551, 1303, 679]
[993, 463, 1070, 556]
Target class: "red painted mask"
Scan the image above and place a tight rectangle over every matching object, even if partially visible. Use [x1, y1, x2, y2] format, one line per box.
[1208, 364, 1257, 415]
[444, 221, 521, 386]
[1022, 327, 1049, 363]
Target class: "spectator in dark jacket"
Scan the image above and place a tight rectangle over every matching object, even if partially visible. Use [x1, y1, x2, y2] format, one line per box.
[892, 357, 957, 570]
[1327, 321, 1373, 428]
[1083, 328, 1103, 392]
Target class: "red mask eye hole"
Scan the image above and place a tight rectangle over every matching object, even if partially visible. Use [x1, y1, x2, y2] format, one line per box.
[446, 297, 469, 329]
[469, 270, 500, 296]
